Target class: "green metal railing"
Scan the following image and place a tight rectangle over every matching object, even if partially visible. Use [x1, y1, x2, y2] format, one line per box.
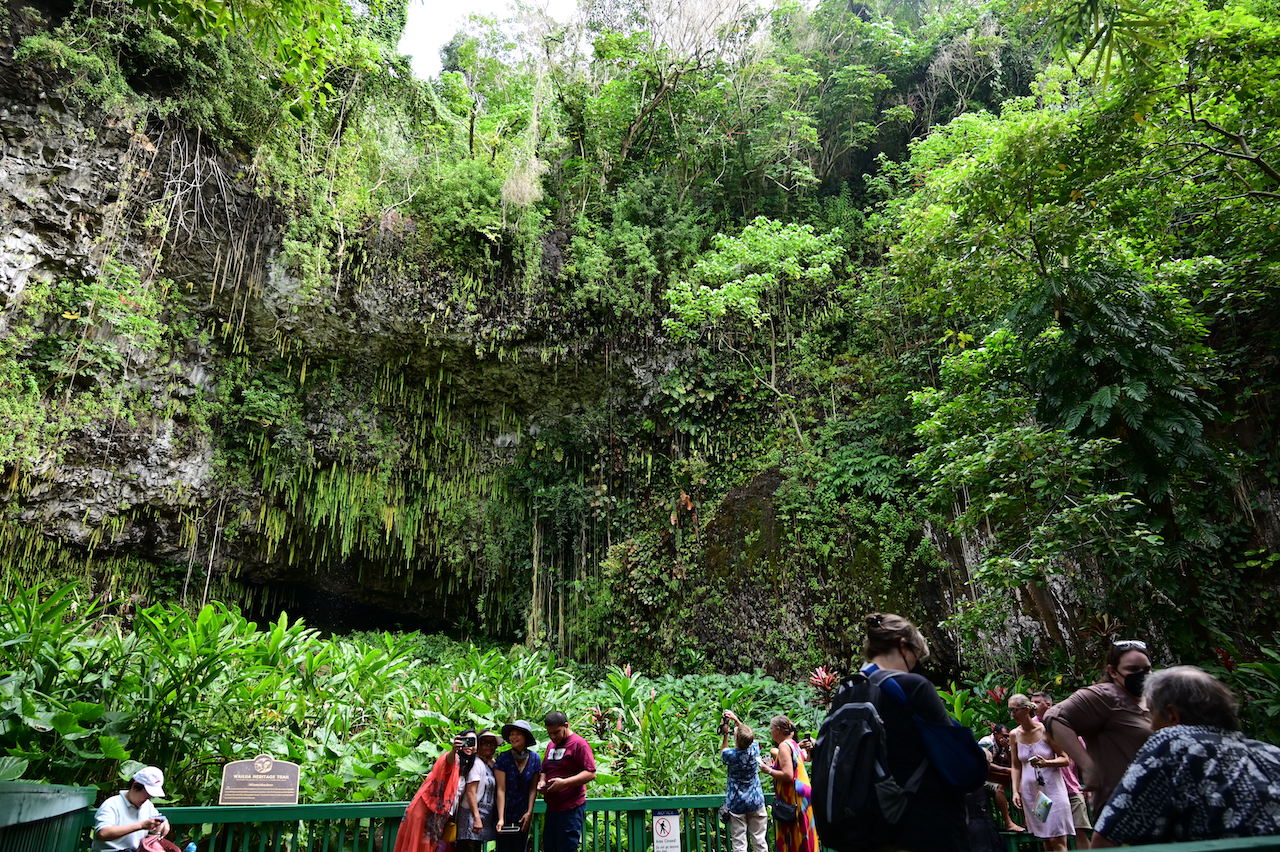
[73, 794, 742, 852]
[0, 780, 96, 852]
[1125, 841, 1280, 851]
[0, 781, 1273, 852]
[135, 801, 408, 852]
[80, 796, 1280, 852]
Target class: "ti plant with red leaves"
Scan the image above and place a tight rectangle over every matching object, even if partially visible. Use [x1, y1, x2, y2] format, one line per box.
[809, 666, 841, 709]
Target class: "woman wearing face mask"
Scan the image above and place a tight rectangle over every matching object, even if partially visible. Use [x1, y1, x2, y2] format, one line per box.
[1043, 640, 1153, 824]
[856, 613, 969, 852]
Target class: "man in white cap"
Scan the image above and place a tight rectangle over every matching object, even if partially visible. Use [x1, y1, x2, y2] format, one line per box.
[91, 765, 173, 851]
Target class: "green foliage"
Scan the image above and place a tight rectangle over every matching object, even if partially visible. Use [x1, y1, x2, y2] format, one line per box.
[0, 262, 197, 474]
[411, 158, 507, 274]
[665, 218, 845, 340]
[0, 585, 810, 801]
[7, 0, 1280, 690]
[1008, 264, 1218, 498]
[127, 0, 383, 107]
[15, 1, 284, 145]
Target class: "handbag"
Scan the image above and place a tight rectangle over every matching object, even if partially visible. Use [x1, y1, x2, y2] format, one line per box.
[1033, 790, 1054, 822]
[718, 803, 732, 824]
[772, 800, 798, 824]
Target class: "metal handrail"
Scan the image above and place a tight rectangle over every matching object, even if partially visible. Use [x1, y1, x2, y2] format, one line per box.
[75, 794, 740, 852]
[0, 781, 96, 852]
[0, 784, 1269, 852]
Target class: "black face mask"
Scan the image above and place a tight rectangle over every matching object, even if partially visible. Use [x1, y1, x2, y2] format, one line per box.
[1123, 670, 1148, 697]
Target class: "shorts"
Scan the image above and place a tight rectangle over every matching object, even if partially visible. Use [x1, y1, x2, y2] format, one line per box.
[1068, 792, 1091, 830]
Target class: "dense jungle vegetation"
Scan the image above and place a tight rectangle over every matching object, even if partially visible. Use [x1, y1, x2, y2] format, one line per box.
[3, 587, 1278, 800]
[1, 0, 1279, 691]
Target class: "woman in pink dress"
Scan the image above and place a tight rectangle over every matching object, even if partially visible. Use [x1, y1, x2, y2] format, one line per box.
[1008, 694, 1073, 850]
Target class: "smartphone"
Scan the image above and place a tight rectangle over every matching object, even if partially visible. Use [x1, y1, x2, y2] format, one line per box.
[498, 825, 523, 834]
[464, 734, 478, 749]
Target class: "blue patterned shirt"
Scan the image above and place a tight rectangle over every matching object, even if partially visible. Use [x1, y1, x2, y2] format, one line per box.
[1096, 725, 1280, 843]
[722, 741, 765, 814]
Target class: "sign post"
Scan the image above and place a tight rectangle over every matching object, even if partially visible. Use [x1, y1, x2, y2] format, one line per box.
[652, 809, 681, 852]
[219, 754, 301, 805]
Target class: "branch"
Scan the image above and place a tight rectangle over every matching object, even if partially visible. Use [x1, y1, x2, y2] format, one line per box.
[1194, 119, 1280, 184]
[1212, 190, 1280, 201]
[721, 340, 808, 446]
[618, 74, 679, 165]
[1185, 86, 1280, 188]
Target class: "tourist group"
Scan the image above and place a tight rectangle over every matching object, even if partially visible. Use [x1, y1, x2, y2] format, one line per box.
[89, 614, 1280, 852]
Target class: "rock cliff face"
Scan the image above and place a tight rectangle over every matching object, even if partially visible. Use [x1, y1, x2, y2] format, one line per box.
[0, 31, 636, 634]
[14, 6, 1275, 676]
[0, 37, 1082, 664]
[1, 45, 223, 564]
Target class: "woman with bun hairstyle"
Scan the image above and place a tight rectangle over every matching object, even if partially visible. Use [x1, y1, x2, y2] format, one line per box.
[859, 612, 968, 852]
[760, 714, 819, 852]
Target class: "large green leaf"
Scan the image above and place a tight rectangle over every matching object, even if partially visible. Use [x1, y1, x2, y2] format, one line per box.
[0, 756, 28, 781]
[99, 735, 129, 761]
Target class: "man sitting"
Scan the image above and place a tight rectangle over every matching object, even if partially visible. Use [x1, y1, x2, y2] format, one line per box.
[92, 766, 173, 851]
[978, 724, 1024, 833]
[1094, 666, 1280, 845]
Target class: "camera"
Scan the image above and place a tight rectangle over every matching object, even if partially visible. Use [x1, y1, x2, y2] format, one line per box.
[464, 734, 478, 749]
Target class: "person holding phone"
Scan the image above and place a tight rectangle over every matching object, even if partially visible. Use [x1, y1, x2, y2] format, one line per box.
[539, 711, 596, 852]
[457, 731, 500, 852]
[394, 732, 476, 852]
[760, 716, 818, 852]
[91, 766, 172, 851]
[720, 710, 767, 852]
[495, 720, 543, 852]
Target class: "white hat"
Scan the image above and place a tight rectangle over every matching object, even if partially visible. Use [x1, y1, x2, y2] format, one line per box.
[133, 766, 166, 798]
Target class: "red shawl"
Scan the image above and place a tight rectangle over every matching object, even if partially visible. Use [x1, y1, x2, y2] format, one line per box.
[394, 752, 461, 852]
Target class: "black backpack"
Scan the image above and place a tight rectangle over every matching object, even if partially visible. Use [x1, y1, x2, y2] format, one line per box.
[810, 669, 928, 852]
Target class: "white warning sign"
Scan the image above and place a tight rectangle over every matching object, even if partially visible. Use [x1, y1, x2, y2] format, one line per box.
[652, 809, 681, 852]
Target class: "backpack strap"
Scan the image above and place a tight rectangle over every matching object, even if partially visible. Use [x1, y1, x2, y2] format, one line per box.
[867, 669, 909, 705]
[901, 756, 929, 793]
[866, 669, 930, 791]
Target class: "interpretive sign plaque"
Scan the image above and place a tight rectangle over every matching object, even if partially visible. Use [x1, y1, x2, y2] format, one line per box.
[219, 754, 301, 805]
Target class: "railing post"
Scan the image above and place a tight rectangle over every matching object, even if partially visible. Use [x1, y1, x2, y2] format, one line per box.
[626, 809, 647, 852]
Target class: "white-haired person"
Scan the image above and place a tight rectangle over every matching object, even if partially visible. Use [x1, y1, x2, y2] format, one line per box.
[1093, 666, 1280, 846]
[91, 766, 172, 851]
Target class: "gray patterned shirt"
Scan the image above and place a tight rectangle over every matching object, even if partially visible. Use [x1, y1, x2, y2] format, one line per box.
[1095, 725, 1280, 843]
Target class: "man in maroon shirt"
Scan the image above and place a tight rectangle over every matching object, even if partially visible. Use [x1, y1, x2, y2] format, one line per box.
[538, 711, 597, 852]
